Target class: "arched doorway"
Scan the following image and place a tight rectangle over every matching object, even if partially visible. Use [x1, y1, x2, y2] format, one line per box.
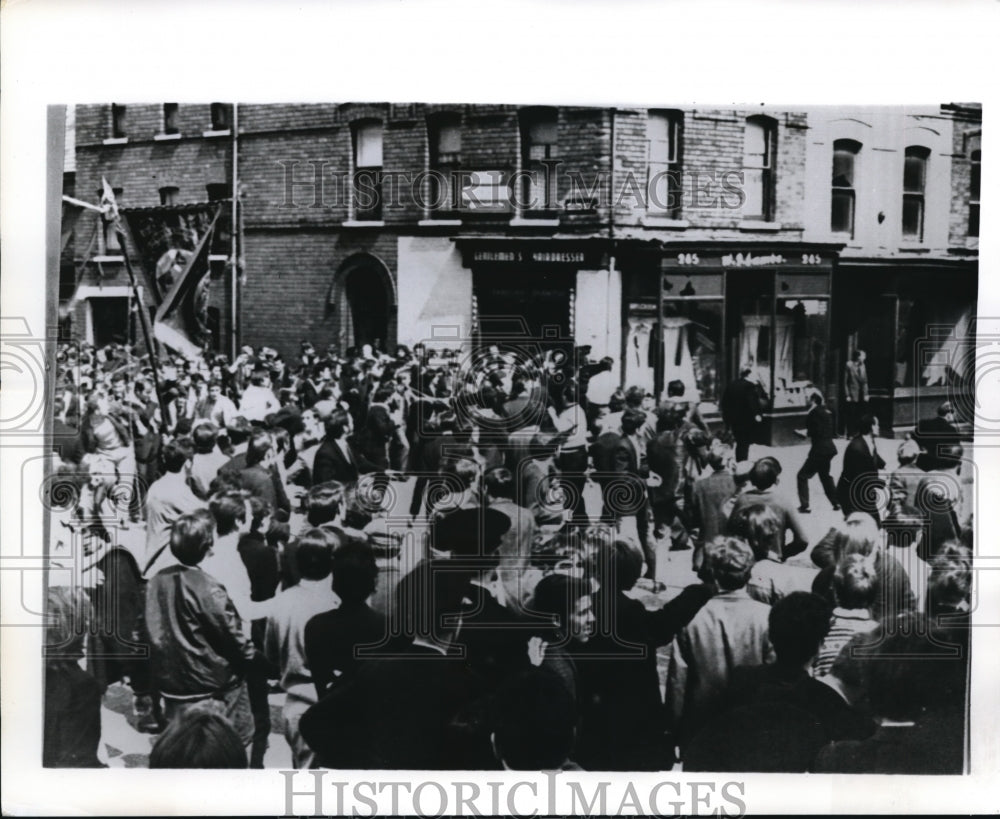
[330, 254, 396, 355]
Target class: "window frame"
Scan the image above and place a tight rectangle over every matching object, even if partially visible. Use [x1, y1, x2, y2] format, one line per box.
[111, 104, 127, 139]
[519, 107, 559, 214]
[427, 113, 463, 215]
[831, 138, 861, 237]
[902, 145, 930, 242]
[742, 116, 778, 222]
[647, 110, 684, 219]
[969, 145, 981, 238]
[351, 119, 384, 222]
[209, 103, 232, 133]
[162, 103, 180, 135]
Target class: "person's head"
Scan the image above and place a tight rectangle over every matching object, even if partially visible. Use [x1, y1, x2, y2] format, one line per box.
[148, 704, 248, 769]
[808, 391, 824, 408]
[484, 466, 515, 502]
[607, 388, 626, 414]
[859, 414, 879, 436]
[842, 512, 881, 557]
[833, 554, 879, 610]
[740, 366, 754, 380]
[192, 421, 219, 455]
[768, 592, 832, 668]
[226, 416, 253, 447]
[703, 536, 755, 591]
[530, 573, 595, 643]
[161, 437, 194, 474]
[452, 457, 481, 489]
[325, 409, 352, 441]
[666, 379, 685, 398]
[621, 408, 646, 436]
[897, 438, 921, 466]
[707, 435, 732, 472]
[562, 381, 579, 406]
[300, 408, 322, 442]
[727, 504, 782, 561]
[245, 428, 273, 468]
[927, 542, 972, 616]
[249, 369, 268, 387]
[209, 490, 252, 536]
[331, 536, 378, 605]
[749, 457, 780, 491]
[937, 401, 956, 423]
[169, 509, 216, 566]
[491, 670, 577, 770]
[295, 528, 336, 582]
[306, 482, 343, 527]
[624, 385, 646, 410]
[587, 538, 644, 594]
[851, 349, 866, 364]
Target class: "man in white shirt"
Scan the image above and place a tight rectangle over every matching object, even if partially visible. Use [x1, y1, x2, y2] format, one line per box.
[143, 437, 205, 578]
[239, 370, 280, 423]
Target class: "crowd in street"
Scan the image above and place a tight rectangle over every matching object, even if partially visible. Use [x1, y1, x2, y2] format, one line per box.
[44, 337, 972, 773]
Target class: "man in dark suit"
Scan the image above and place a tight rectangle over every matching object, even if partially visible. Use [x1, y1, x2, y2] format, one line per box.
[312, 409, 375, 485]
[836, 414, 886, 520]
[796, 392, 840, 513]
[913, 401, 963, 471]
[843, 349, 869, 438]
[721, 368, 763, 462]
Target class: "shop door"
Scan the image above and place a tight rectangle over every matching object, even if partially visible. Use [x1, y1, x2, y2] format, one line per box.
[849, 294, 897, 431]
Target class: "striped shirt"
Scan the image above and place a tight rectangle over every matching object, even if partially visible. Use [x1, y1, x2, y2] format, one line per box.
[813, 608, 879, 677]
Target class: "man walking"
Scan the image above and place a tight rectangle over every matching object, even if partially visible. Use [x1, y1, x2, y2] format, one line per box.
[796, 393, 840, 514]
[721, 368, 763, 462]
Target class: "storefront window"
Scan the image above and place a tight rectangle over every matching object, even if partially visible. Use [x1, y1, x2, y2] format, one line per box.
[896, 298, 973, 389]
[662, 300, 723, 410]
[774, 298, 829, 408]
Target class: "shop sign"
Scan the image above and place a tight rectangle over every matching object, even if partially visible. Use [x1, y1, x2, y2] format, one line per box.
[471, 249, 588, 264]
[662, 249, 830, 270]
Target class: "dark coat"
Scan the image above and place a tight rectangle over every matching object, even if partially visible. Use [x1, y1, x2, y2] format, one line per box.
[721, 377, 763, 436]
[806, 404, 837, 457]
[836, 434, 886, 516]
[312, 436, 373, 485]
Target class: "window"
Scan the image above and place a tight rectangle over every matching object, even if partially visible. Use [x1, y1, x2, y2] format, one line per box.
[902, 146, 929, 241]
[519, 108, 558, 213]
[210, 103, 232, 132]
[163, 103, 179, 135]
[206, 183, 229, 201]
[111, 104, 127, 139]
[159, 186, 180, 206]
[831, 139, 861, 236]
[647, 110, 683, 218]
[352, 120, 383, 221]
[969, 145, 981, 238]
[428, 114, 462, 214]
[743, 116, 777, 220]
[97, 186, 123, 254]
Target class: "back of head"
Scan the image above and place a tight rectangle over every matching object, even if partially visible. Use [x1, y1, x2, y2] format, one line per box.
[492, 669, 576, 769]
[608, 389, 626, 413]
[169, 509, 216, 566]
[306, 481, 342, 527]
[295, 528, 336, 581]
[727, 503, 781, 561]
[209, 489, 249, 536]
[703, 536, 755, 591]
[749, 458, 780, 490]
[529, 572, 590, 632]
[768, 591, 832, 667]
[192, 421, 219, 454]
[245, 428, 273, 467]
[331, 536, 378, 605]
[832, 554, 879, 610]
[226, 416, 253, 446]
[666, 379, 685, 398]
[149, 705, 248, 768]
[325, 410, 351, 440]
[587, 538, 643, 594]
[161, 437, 195, 473]
[620, 408, 646, 436]
[624, 385, 646, 409]
[484, 466, 515, 501]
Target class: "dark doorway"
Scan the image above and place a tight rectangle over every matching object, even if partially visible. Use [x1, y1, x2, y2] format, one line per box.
[473, 268, 573, 353]
[90, 297, 130, 346]
[345, 265, 390, 352]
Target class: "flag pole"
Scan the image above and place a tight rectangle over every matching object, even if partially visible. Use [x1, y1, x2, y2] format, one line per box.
[116, 224, 171, 426]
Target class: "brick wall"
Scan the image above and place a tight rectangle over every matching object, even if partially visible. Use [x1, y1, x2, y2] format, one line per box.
[947, 111, 981, 250]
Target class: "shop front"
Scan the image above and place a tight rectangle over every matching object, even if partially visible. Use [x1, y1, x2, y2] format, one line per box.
[833, 259, 978, 436]
[619, 242, 842, 445]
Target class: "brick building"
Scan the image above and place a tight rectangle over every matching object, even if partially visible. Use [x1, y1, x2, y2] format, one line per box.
[63, 102, 979, 440]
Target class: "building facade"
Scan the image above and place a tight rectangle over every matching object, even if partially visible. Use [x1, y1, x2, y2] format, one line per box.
[64, 102, 980, 440]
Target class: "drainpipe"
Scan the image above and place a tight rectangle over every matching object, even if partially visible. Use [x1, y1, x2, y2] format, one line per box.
[230, 102, 240, 358]
[607, 108, 617, 382]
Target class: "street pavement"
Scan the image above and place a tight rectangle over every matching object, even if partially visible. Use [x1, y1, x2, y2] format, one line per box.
[94, 436, 939, 768]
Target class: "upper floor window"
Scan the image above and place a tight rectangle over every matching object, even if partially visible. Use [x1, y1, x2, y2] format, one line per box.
[210, 103, 232, 132]
[969, 141, 981, 238]
[831, 139, 861, 236]
[159, 186, 180, 206]
[743, 116, 777, 220]
[352, 120, 383, 221]
[647, 110, 683, 218]
[902, 145, 930, 241]
[206, 182, 229, 201]
[519, 108, 558, 213]
[428, 113, 462, 213]
[111, 104, 127, 139]
[163, 103, 179, 135]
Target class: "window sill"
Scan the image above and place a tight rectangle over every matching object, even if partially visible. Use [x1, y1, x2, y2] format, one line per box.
[203, 129, 232, 138]
[93, 255, 125, 263]
[510, 217, 559, 227]
[642, 216, 689, 229]
[102, 137, 128, 146]
[342, 220, 385, 228]
[418, 219, 463, 227]
[153, 133, 182, 141]
[739, 220, 782, 232]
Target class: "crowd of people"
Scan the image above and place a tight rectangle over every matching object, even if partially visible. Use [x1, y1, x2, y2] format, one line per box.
[44, 336, 972, 773]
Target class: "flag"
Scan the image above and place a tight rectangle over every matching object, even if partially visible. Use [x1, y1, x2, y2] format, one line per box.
[100, 177, 120, 224]
[152, 208, 221, 360]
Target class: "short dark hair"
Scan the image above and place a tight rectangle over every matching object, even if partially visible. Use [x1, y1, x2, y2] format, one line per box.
[833, 554, 879, 609]
[529, 573, 591, 634]
[306, 482, 342, 527]
[749, 458, 780, 491]
[331, 536, 378, 605]
[325, 410, 351, 440]
[703, 536, 755, 591]
[491, 670, 576, 769]
[161, 437, 195, 473]
[587, 538, 643, 594]
[624, 386, 646, 409]
[192, 422, 219, 454]
[621, 408, 646, 435]
[858, 414, 877, 435]
[809, 392, 824, 406]
[768, 592, 832, 666]
[245, 428, 273, 467]
[608, 389, 626, 413]
[149, 705, 247, 769]
[295, 528, 335, 581]
[208, 490, 249, 536]
[169, 510, 216, 566]
[666, 379, 685, 397]
[226, 416, 253, 445]
[728, 503, 782, 561]
[484, 467, 515, 500]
